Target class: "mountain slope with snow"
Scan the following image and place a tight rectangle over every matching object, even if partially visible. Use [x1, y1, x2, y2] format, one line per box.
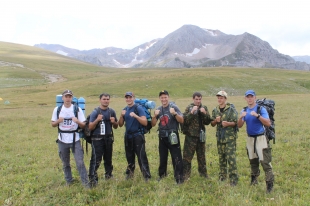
[35, 25, 310, 70]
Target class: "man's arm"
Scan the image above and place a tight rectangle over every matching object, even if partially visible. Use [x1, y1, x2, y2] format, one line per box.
[118, 110, 126, 127]
[51, 118, 63, 127]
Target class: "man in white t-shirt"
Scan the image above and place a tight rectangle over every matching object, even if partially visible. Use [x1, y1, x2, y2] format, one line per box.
[51, 90, 89, 188]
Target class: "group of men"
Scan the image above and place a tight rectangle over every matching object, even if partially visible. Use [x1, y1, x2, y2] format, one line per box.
[51, 89, 274, 193]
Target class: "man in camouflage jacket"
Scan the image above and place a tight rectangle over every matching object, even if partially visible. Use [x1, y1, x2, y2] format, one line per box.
[211, 91, 238, 186]
[182, 92, 213, 180]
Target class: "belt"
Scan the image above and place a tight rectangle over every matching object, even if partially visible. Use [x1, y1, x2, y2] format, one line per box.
[248, 133, 265, 138]
[126, 132, 142, 138]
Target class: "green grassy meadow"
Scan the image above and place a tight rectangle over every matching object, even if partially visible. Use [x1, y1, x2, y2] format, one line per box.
[1, 41, 310, 205]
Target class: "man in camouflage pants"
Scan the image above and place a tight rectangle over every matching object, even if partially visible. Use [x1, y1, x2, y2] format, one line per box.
[182, 92, 213, 180]
[211, 91, 239, 186]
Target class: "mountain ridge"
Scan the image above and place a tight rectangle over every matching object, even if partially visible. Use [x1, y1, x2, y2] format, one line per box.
[34, 25, 310, 70]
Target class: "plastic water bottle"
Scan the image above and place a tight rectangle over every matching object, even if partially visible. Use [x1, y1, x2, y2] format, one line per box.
[100, 121, 105, 135]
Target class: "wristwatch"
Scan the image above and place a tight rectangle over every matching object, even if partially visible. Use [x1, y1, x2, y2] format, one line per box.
[257, 114, 261, 119]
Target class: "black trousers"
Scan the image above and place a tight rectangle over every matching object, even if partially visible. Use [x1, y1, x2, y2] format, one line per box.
[89, 137, 113, 182]
[158, 133, 184, 183]
[125, 134, 151, 179]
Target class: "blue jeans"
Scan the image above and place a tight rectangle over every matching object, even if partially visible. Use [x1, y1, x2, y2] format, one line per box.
[58, 140, 89, 186]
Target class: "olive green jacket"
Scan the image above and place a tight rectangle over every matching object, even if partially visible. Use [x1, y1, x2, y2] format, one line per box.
[183, 103, 213, 137]
[211, 103, 238, 143]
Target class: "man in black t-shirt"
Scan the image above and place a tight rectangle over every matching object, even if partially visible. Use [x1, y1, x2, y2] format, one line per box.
[151, 90, 184, 184]
[88, 93, 118, 186]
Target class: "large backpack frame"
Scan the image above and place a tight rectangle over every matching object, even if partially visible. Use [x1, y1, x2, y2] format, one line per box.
[245, 98, 275, 143]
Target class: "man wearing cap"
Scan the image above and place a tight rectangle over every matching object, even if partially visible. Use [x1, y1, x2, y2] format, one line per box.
[88, 93, 118, 186]
[51, 90, 89, 188]
[182, 92, 212, 180]
[151, 90, 184, 184]
[238, 90, 274, 193]
[118, 92, 151, 181]
[211, 91, 239, 186]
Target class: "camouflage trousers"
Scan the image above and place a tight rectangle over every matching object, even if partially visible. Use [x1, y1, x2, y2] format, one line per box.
[246, 135, 274, 182]
[183, 135, 207, 179]
[217, 140, 238, 182]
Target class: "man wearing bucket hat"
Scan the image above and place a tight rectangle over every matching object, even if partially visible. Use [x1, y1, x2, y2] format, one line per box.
[119, 92, 151, 181]
[211, 90, 239, 186]
[237, 90, 274, 193]
[51, 90, 89, 188]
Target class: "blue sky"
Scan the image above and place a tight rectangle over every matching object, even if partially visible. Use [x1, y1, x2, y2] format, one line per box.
[1, 0, 309, 56]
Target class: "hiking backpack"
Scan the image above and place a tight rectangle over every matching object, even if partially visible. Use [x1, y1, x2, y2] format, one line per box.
[245, 98, 275, 143]
[128, 104, 153, 134]
[80, 107, 101, 144]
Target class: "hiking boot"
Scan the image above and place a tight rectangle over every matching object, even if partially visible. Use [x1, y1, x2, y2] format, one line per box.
[219, 176, 226, 182]
[125, 173, 134, 180]
[250, 175, 258, 185]
[266, 181, 274, 193]
[199, 173, 209, 179]
[105, 174, 113, 180]
[157, 174, 167, 182]
[66, 178, 79, 186]
[176, 179, 184, 185]
[89, 180, 97, 188]
[230, 181, 237, 187]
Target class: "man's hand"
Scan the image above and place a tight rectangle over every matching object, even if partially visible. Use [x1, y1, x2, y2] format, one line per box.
[96, 114, 103, 121]
[58, 117, 64, 123]
[121, 110, 126, 117]
[110, 117, 116, 123]
[199, 107, 206, 114]
[170, 107, 176, 115]
[154, 109, 160, 117]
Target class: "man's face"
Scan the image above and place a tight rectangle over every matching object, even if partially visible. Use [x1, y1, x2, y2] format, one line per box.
[100, 95, 110, 107]
[125, 95, 134, 105]
[193, 96, 202, 106]
[62, 94, 72, 104]
[245, 94, 256, 105]
[159, 94, 169, 106]
[217, 96, 226, 105]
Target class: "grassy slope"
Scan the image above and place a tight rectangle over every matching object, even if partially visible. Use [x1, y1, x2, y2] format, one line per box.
[1, 42, 310, 205]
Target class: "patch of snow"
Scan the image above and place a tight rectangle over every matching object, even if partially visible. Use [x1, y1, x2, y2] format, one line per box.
[137, 48, 144, 55]
[202, 43, 212, 48]
[186, 48, 200, 57]
[203, 29, 217, 36]
[107, 52, 115, 55]
[56, 50, 68, 56]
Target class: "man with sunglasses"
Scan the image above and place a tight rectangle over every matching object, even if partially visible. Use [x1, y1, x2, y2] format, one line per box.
[119, 92, 151, 181]
[88, 93, 118, 186]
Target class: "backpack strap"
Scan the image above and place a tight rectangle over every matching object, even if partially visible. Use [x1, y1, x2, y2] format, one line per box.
[257, 105, 261, 115]
[57, 104, 79, 153]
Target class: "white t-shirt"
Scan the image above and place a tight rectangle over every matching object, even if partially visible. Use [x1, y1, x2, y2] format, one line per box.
[51, 104, 86, 143]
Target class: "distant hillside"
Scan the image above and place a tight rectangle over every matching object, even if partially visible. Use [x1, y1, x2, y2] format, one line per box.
[35, 25, 310, 70]
[292, 55, 310, 64]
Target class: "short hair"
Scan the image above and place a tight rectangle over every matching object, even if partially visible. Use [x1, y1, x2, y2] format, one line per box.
[99, 93, 110, 99]
[192, 92, 202, 99]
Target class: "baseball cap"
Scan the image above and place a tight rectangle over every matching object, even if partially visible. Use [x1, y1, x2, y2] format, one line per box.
[216, 90, 227, 98]
[159, 90, 169, 96]
[62, 90, 73, 96]
[124, 91, 134, 97]
[245, 90, 256, 96]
